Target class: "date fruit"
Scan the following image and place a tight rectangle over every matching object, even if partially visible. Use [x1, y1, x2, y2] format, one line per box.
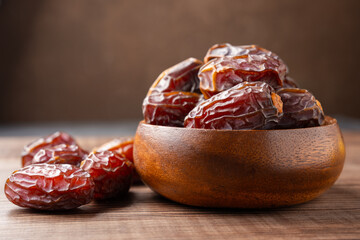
[204, 43, 283, 63]
[95, 138, 142, 183]
[80, 151, 133, 200]
[4, 164, 94, 210]
[95, 138, 134, 161]
[199, 56, 287, 99]
[276, 88, 324, 128]
[143, 91, 201, 127]
[32, 144, 88, 166]
[147, 58, 203, 95]
[22, 131, 78, 167]
[185, 82, 283, 130]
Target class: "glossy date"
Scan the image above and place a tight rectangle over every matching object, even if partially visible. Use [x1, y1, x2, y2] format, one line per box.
[4, 164, 94, 210]
[32, 144, 88, 166]
[95, 138, 142, 183]
[81, 151, 133, 200]
[185, 82, 283, 130]
[95, 138, 134, 161]
[143, 91, 200, 127]
[204, 43, 283, 63]
[276, 88, 324, 128]
[199, 55, 287, 99]
[21, 131, 78, 167]
[148, 58, 203, 95]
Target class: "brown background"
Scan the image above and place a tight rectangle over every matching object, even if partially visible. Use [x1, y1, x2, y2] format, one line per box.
[0, 0, 359, 123]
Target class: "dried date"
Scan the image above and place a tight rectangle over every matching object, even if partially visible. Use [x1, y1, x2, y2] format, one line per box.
[32, 144, 88, 166]
[184, 82, 283, 130]
[276, 88, 324, 128]
[4, 164, 94, 210]
[95, 138, 142, 183]
[81, 151, 133, 200]
[143, 91, 200, 127]
[95, 138, 134, 161]
[199, 55, 287, 99]
[204, 43, 282, 63]
[22, 131, 78, 167]
[147, 58, 203, 95]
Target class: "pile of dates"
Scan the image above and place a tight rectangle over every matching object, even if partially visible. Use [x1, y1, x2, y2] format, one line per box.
[4, 132, 139, 210]
[143, 43, 325, 129]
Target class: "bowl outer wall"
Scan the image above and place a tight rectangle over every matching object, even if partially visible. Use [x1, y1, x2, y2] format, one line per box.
[133, 118, 345, 208]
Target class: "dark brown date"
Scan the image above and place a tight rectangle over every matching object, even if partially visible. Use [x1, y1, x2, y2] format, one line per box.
[4, 164, 94, 210]
[185, 82, 283, 130]
[199, 55, 287, 99]
[81, 151, 133, 200]
[143, 91, 201, 127]
[147, 58, 203, 95]
[96, 138, 134, 161]
[21, 131, 78, 167]
[276, 88, 324, 128]
[95, 138, 142, 183]
[32, 144, 88, 166]
[204, 43, 282, 63]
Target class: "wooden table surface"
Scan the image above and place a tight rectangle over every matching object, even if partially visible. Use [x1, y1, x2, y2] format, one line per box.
[0, 133, 359, 240]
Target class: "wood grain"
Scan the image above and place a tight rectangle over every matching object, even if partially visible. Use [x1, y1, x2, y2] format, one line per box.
[134, 118, 345, 208]
[0, 133, 359, 239]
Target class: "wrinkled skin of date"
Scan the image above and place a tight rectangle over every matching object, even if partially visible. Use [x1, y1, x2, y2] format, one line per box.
[199, 55, 287, 99]
[147, 58, 203, 95]
[95, 138, 134, 161]
[81, 151, 133, 200]
[95, 138, 142, 184]
[185, 82, 283, 130]
[143, 91, 201, 127]
[199, 56, 287, 99]
[276, 88, 325, 128]
[32, 144, 89, 166]
[4, 164, 94, 210]
[204, 43, 283, 63]
[22, 131, 78, 167]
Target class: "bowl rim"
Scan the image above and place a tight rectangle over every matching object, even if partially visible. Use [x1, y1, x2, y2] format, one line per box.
[138, 116, 337, 133]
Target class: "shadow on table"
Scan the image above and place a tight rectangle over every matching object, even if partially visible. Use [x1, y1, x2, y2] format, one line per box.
[150, 184, 360, 215]
[7, 192, 136, 218]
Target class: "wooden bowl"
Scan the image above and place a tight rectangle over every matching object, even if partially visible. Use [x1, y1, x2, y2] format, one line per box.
[133, 116, 345, 208]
